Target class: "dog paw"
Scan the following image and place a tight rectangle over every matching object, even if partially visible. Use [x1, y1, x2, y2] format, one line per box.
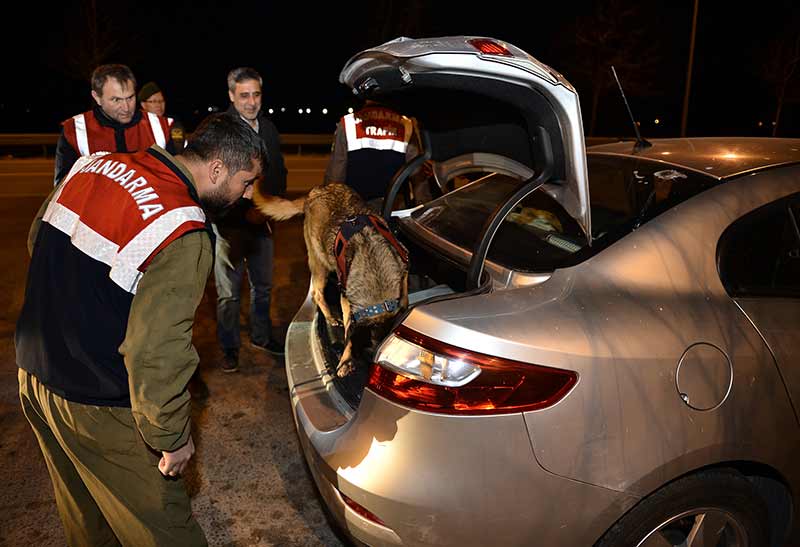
[336, 360, 354, 377]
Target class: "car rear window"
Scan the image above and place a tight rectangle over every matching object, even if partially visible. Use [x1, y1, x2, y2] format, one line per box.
[587, 154, 718, 240]
[408, 155, 720, 273]
[410, 173, 586, 272]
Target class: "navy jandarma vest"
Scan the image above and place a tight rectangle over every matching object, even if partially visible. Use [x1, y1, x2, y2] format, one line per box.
[16, 148, 208, 407]
[342, 106, 413, 201]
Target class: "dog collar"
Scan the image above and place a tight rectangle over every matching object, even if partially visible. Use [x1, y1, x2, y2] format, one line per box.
[351, 298, 400, 322]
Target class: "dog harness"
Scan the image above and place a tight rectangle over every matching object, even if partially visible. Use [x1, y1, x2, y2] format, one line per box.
[333, 214, 409, 321]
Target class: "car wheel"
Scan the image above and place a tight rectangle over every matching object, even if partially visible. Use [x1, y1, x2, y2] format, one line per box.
[596, 470, 770, 547]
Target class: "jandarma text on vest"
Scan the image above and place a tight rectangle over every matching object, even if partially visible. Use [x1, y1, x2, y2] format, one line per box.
[78, 158, 164, 220]
[357, 109, 404, 122]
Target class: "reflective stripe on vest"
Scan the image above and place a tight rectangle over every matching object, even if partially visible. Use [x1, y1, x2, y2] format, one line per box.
[42, 199, 204, 294]
[43, 150, 206, 294]
[342, 112, 410, 154]
[147, 112, 167, 148]
[73, 113, 91, 156]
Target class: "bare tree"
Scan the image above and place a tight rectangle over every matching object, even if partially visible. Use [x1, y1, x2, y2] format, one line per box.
[366, 0, 426, 46]
[48, 0, 121, 83]
[760, 26, 800, 137]
[571, 0, 662, 136]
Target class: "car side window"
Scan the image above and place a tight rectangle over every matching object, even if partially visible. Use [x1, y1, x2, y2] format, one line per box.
[587, 155, 717, 241]
[718, 194, 800, 298]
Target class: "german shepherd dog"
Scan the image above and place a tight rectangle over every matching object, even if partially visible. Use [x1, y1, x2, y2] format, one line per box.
[253, 183, 409, 377]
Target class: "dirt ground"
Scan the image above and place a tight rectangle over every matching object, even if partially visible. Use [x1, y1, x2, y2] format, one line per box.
[0, 194, 348, 546]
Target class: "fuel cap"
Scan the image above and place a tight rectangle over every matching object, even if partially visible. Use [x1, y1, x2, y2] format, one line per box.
[676, 342, 732, 411]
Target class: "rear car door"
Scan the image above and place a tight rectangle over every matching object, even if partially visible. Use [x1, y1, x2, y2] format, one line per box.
[718, 192, 800, 420]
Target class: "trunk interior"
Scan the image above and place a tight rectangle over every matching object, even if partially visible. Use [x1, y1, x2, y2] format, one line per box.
[318, 71, 566, 408]
[317, 229, 473, 409]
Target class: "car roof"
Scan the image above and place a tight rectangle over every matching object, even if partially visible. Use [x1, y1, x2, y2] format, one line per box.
[588, 137, 800, 179]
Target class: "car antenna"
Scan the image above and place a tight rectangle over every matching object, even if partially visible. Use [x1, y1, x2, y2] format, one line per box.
[611, 66, 652, 152]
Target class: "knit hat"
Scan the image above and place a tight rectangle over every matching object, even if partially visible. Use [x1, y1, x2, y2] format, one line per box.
[138, 82, 161, 103]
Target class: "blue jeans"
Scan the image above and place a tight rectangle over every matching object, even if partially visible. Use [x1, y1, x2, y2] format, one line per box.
[213, 224, 273, 353]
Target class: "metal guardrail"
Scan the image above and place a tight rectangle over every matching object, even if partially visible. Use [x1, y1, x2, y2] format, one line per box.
[0, 134, 58, 146]
[0, 133, 621, 157]
[0, 133, 334, 157]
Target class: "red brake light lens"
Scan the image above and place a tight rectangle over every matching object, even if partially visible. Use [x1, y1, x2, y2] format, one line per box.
[340, 492, 386, 527]
[367, 325, 578, 415]
[468, 38, 513, 57]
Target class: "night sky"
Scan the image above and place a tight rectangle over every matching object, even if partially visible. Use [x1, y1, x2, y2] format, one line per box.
[2, 0, 799, 137]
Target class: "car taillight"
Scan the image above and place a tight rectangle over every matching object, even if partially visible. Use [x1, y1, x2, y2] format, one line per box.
[340, 492, 387, 527]
[367, 325, 577, 415]
[467, 38, 513, 57]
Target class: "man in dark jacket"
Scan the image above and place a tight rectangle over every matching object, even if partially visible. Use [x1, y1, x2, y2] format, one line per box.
[54, 64, 175, 186]
[214, 67, 288, 372]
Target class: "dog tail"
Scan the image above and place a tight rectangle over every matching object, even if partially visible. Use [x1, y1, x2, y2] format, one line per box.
[252, 183, 305, 220]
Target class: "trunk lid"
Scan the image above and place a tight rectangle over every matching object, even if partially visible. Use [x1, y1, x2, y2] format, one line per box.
[340, 35, 591, 241]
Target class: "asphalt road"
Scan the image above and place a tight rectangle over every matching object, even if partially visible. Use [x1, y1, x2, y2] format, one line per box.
[0, 157, 350, 546]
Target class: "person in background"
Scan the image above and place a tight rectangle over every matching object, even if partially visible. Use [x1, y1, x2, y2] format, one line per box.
[53, 64, 174, 186]
[16, 114, 265, 546]
[139, 81, 187, 152]
[214, 67, 287, 372]
[324, 99, 427, 211]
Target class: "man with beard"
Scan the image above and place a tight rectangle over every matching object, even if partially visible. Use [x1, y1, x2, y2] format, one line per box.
[54, 64, 175, 186]
[16, 114, 265, 546]
[213, 67, 287, 372]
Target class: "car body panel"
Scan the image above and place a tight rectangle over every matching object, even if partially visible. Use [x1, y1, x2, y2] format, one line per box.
[285, 35, 800, 547]
[285, 286, 353, 433]
[401, 166, 800, 499]
[287, 286, 639, 546]
[736, 297, 800, 421]
[339, 35, 592, 242]
[289, 367, 639, 546]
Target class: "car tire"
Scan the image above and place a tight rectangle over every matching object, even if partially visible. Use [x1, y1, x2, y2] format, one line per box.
[596, 469, 770, 547]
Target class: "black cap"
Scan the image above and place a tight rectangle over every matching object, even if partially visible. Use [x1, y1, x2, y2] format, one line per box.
[138, 81, 161, 103]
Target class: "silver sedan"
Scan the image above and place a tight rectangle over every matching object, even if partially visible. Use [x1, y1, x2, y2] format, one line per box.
[285, 36, 800, 547]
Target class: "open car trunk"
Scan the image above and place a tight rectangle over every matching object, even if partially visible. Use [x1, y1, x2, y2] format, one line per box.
[316, 234, 484, 407]
[318, 36, 590, 408]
